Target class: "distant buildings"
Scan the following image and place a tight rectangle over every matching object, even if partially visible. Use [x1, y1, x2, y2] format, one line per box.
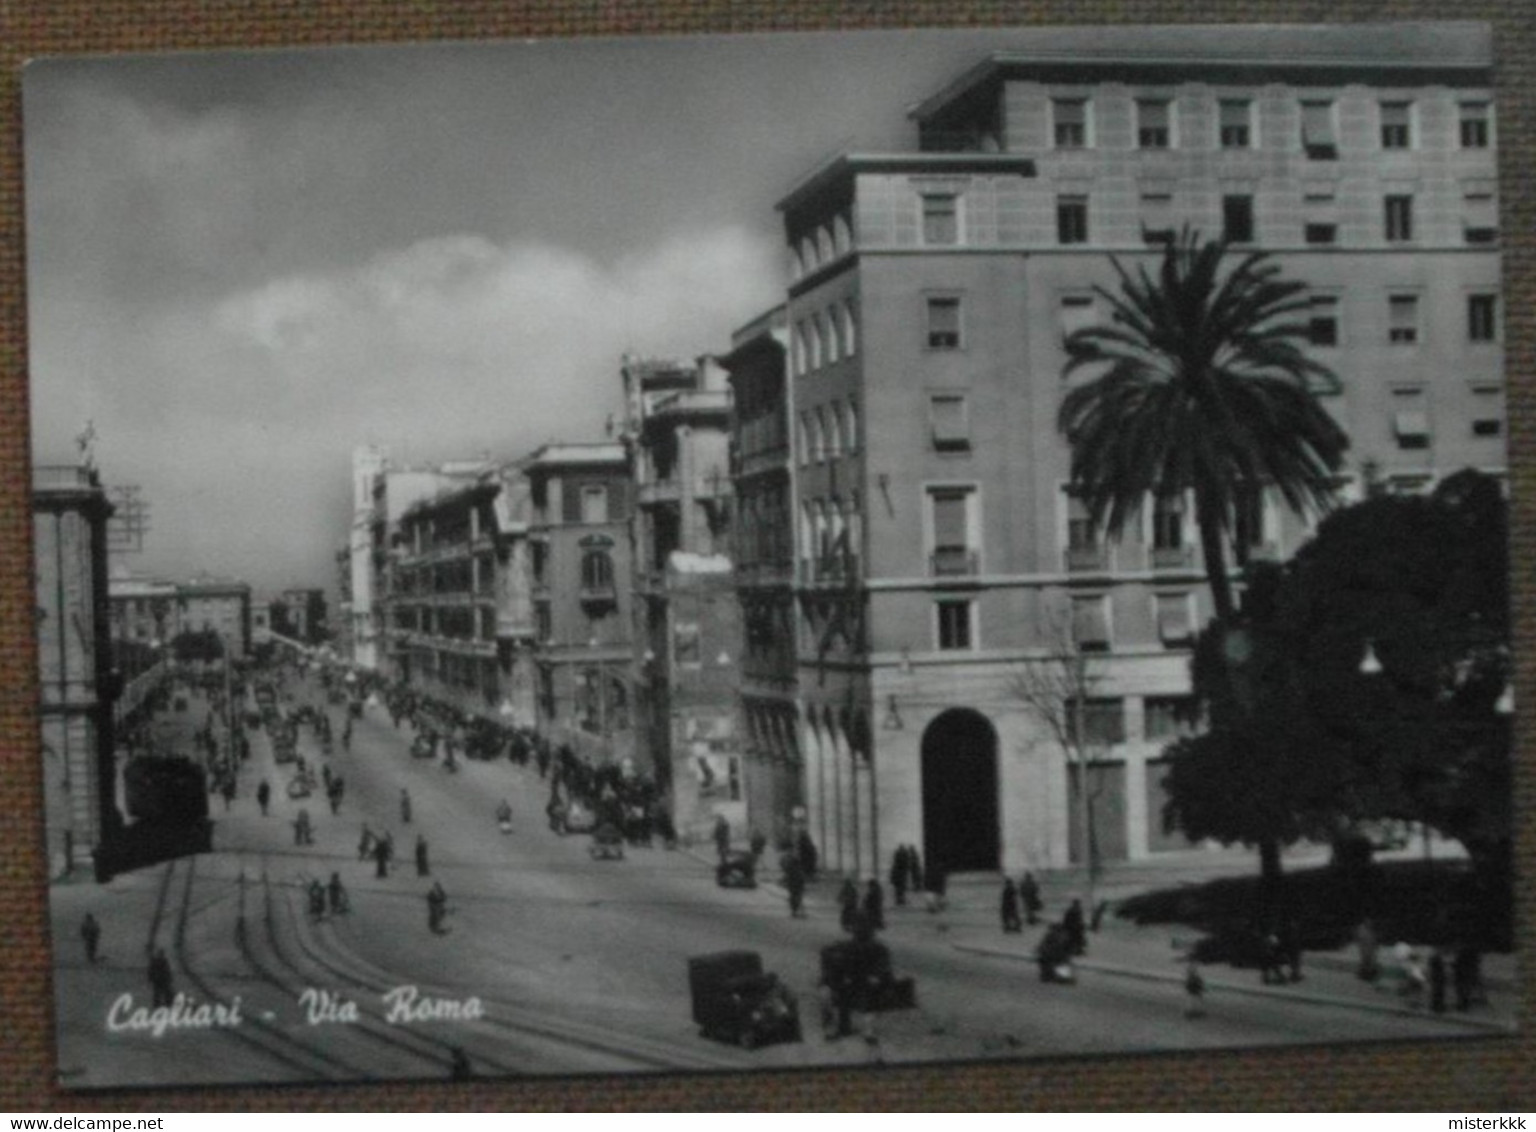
[272, 587, 326, 647]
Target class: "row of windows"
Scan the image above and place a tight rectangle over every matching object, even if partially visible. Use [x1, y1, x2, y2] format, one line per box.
[919, 188, 1496, 250]
[1046, 95, 1493, 154]
[1300, 292, 1501, 349]
[792, 301, 859, 376]
[930, 590, 1196, 654]
[797, 398, 860, 465]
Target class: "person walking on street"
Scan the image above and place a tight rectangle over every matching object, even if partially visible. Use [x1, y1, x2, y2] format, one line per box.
[713, 815, 731, 862]
[1063, 899, 1087, 956]
[889, 848, 908, 908]
[796, 830, 818, 880]
[80, 913, 101, 964]
[1020, 871, 1043, 926]
[783, 851, 806, 918]
[373, 835, 391, 879]
[293, 808, 313, 847]
[327, 872, 348, 915]
[148, 947, 174, 1008]
[863, 878, 886, 932]
[1184, 962, 1207, 1019]
[415, 835, 430, 877]
[1354, 918, 1380, 982]
[256, 779, 271, 816]
[427, 881, 448, 934]
[400, 788, 412, 824]
[838, 878, 860, 932]
[1429, 949, 1448, 1013]
[1000, 878, 1022, 933]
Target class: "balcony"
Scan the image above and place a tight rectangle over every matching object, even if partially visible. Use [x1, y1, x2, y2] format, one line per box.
[1065, 546, 1110, 573]
[930, 547, 979, 578]
[579, 581, 618, 606]
[1151, 545, 1195, 571]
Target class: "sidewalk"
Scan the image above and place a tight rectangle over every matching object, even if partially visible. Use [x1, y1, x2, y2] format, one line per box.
[745, 853, 1517, 1034]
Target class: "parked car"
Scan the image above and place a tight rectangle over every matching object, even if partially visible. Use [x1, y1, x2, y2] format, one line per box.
[687, 951, 801, 1049]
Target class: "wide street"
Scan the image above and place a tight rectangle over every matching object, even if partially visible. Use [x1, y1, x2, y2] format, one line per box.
[48, 672, 1495, 1090]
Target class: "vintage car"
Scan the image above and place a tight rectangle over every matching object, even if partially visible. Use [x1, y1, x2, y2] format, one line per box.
[817, 938, 916, 1038]
[687, 951, 802, 1049]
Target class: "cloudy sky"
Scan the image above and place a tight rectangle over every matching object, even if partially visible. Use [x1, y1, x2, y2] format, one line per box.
[25, 28, 1035, 594]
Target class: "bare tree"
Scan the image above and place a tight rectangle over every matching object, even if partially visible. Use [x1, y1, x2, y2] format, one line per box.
[1008, 605, 1107, 911]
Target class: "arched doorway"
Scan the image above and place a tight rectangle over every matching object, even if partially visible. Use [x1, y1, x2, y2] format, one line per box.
[920, 708, 1000, 874]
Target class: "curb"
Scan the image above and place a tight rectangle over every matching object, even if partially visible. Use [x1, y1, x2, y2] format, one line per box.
[951, 940, 1516, 1034]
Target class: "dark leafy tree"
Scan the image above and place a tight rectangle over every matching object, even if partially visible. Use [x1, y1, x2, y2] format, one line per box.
[1058, 228, 1349, 621]
[1164, 471, 1512, 939]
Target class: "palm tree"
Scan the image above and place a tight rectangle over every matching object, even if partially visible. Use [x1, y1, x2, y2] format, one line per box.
[1058, 228, 1349, 622]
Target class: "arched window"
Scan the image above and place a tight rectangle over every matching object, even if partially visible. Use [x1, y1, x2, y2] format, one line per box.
[828, 403, 845, 457]
[827, 305, 843, 363]
[843, 300, 859, 356]
[814, 406, 829, 461]
[817, 225, 835, 263]
[833, 214, 852, 256]
[581, 550, 614, 592]
[811, 313, 826, 370]
[846, 399, 859, 452]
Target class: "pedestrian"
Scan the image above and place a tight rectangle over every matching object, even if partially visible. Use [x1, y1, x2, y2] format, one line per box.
[796, 829, 819, 880]
[1063, 899, 1087, 956]
[256, 779, 271, 816]
[713, 814, 731, 861]
[1452, 943, 1482, 1011]
[415, 834, 430, 877]
[1020, 871, 1043, 926]
[863, 878, 886, 931]
[427, 881, 448, 934]
[358, 824, 375, 861]
[327, 872, 348, 915]
[1000, 878, 1022, 933]
[1354, 918, 1380, 982]
[1429, 948, 1448, 1013]
[327, 779, 342, 816]
[400, 788, 412, 824]
[307, 878, 326, 918]
[889, 848, 908, 907]
[1036, 922, 1074, 984]
[80, 912, 101, 964]
[783, 852, 806, 919]
[148, 947, 174, 1008]
[293, 808, 313, 847]
[1184, 961, 1207, 1019]
[838, 878, 860, 932]
[373, 835, 390, 879]
[322, 765, 333, 792]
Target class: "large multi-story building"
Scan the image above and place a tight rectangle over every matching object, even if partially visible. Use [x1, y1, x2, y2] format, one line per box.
[34, 465, 117, 877]
[738, 25, 1500, 878]
[622, 355, 744, 839]
[176, 577, 252, 659]
[720, 308, 805, 844]
[273, 587, 327, 646]
[525, 443, 635, 764]
[389, 463, 538, 726]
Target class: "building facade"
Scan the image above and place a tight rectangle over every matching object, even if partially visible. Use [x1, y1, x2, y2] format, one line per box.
[388, 464, 538, 727]
[34, 465, 117, 876]
[757, 26, 1500, 877]
[721, 308, 806, 845]
[525, 444, 635, 764]
[623, 355, 745, 840]
[177, 578, 253, 659]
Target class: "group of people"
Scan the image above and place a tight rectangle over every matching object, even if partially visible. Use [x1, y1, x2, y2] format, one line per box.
[999, 872, 1045, 933]
[1355, 919, 1485, 1013]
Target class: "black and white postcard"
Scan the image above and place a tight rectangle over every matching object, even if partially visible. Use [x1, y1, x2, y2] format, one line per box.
[25, 24, 1516, 1091]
